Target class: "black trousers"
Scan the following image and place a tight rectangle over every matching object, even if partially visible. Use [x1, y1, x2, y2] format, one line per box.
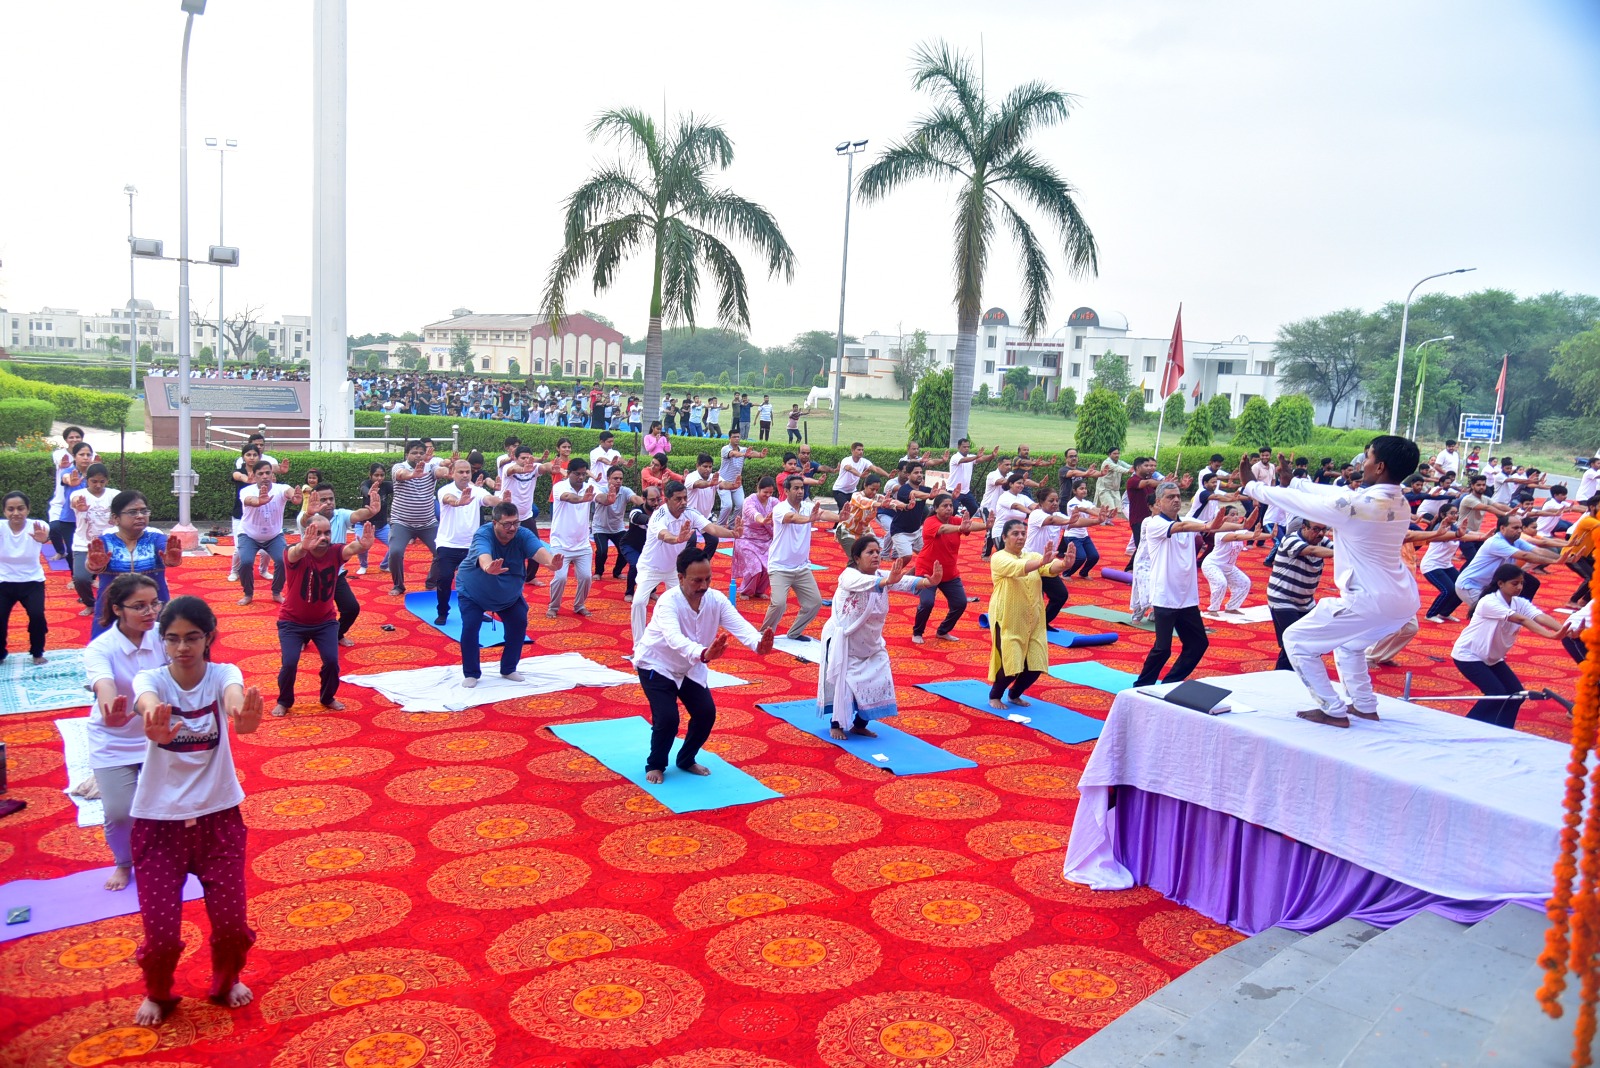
[429, 547, 470, 618]
[1566, 557, 1594, 607]
[593, 531, 629, 577]
[1563, 636, 1586, 665]
[1135, 605, 1209, 686]
[1041, 574, 1069, 626]
[913, 578, 968, 637]
[989, 624, 1042, 700]
[1455, 657, 1524, 730]
[334, 572, 360, 639]
[276, 618, 340, 708]
[0, 580, 47, 658]
[1270, 606, 1309, 671]
[639, 667, 717, 772]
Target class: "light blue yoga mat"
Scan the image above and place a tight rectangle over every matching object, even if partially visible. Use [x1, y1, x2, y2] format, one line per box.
[0, 649, 91, 716]
[715, 547, 825, 570]
[1046, 661, 1139, 694]
[549, 716, 780, 813]
[758, 700, 977, 775]
[917, 679, 1104, 744]
[1062, 604, 1153, 630]
[404, 591, 530, 647]
[976, 613, 1118, 649]
[0, 868, 203, 942]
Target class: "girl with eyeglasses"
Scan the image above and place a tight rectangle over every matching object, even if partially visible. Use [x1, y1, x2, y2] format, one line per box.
[83, 573, 166, 891]
[86, 491, 183, 638]
[0, 490, 51, 665]
[128, 596, 262, 1026]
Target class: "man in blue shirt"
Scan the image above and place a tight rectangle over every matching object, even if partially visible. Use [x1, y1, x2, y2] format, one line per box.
[456, 502, 563, 686]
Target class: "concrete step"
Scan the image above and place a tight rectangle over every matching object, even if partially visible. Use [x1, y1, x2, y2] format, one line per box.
[1056, 904, 1591, 1068]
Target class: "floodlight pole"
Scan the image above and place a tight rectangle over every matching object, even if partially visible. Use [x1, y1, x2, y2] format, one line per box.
[1389, 269, 1474, 434]
[171, 8, 200, 547]
[832, 139, 866, 445]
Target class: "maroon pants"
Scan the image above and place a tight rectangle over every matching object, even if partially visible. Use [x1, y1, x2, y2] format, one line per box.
[131, 806, 255, 1006]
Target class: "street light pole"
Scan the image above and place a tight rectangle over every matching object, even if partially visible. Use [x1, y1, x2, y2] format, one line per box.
[1389, 268, 1475, 434]
[124, 185, 138, 389]
[831, 139, 867, 446]
[171, 1, 206, 548]
[1408, 335, 1453, 440]
[205, 137, 236, 378]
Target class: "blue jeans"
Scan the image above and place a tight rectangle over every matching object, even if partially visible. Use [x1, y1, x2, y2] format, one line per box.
[459, 591, 528, 678]
[354, 523, 389, 569]
[236, 533, 286, 597]
[1062, 535, 1099, 577]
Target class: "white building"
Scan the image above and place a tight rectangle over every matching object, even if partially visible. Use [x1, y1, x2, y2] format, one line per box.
[1, 303, 312, 363]
[826, 304, 1368, 427]
[419, 310, 633, 378]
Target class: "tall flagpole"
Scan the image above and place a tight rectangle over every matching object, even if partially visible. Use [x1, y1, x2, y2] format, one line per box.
[1152, 303, 1182, 473]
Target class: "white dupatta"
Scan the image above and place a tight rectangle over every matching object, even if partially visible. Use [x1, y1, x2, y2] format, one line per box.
[817, 566, 901, 726]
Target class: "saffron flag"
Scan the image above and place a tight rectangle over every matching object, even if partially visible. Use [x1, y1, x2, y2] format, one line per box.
[1191, 377, 1203, 400]
[1494, 354, 1507, 414]
[1161, 305, 1184, 399]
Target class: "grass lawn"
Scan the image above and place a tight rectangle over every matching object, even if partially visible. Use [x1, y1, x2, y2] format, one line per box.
[789, 397, 1172, 453]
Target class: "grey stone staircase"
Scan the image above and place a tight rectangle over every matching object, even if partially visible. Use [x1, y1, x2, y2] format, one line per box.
[1056, 904, 1594, 1067]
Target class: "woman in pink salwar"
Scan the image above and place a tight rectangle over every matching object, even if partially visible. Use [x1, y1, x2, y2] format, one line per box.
[732, 476, 778, 599]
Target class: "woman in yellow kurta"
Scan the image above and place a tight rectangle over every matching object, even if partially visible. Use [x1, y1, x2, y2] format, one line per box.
[988, 518, 1071, 709]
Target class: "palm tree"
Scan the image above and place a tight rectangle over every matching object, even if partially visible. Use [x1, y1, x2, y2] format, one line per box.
[857, 40, 1099, 443]
[542, 109, 795, 423]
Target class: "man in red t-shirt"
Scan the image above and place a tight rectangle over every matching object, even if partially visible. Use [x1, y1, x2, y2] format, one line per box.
[910, 493, 986, 644]
[274, 515, 372, 717]
[589, 384, 604, 429]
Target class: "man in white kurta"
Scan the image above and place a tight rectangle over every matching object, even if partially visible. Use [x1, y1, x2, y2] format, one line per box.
[1238, 436, 1421, 727]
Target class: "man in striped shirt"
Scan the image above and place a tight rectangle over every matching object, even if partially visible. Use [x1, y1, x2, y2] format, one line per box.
[386, 440, 452, 597]
[1265, 520, 1333, 671]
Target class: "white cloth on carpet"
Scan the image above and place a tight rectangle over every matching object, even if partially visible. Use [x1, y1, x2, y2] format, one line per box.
[55, 716, 105, 827]
[772, 636, 826, 664]
[1063, 670, 1566, 904]
[342, 653, 635, 712]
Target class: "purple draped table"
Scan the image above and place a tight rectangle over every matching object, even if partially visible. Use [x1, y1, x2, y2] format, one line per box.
[1062, 671, 1564, 934]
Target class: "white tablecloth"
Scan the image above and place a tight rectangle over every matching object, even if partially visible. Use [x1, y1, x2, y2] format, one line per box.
[342, 653, 635, 712]
[1063, 670, 1567, 903]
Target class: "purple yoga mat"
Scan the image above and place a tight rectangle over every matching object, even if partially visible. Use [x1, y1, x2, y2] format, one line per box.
[0, 867, 203, 942]
[1100, 567, 1133, 584]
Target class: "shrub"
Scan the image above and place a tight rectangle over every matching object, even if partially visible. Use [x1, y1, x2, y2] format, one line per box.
[633, 368, 643, 381]
[690, 372, 707, 386]
[665, 370, 681, 384]
[1124, 391, 1146, 425]
[0, 370, 130, 428]
[1206, 393, 1232, 434]
[1001, 385, 1020, 410]
[7, 364, 138, 390]
[1162, 392, 1186, 429]
[717, 371, 731, 386]
[906, 368, 953, 448]
[767, 375, 786, 389]
[1269, 394, 1315, 448]
[1054, 386, 1077, 419]
[1075, 388, 1128, 455]
[1533, 416, 1591, 450]
[977, 383, 991, 407]
[1231, 396, 1273, 450]
[1177, 402, 1212, 447]
[1028, 387, 1048, 413]
[0, 399, 56, 444]
[813, 374, 827, 388]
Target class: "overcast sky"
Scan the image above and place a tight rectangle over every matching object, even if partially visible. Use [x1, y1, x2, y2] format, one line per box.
[3, 0, 1597, 351]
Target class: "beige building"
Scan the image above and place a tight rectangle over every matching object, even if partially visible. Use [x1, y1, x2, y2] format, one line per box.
[420, 310, 631, 377]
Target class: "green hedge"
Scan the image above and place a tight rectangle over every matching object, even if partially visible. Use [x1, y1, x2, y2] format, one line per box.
[0, 399, 56, 445]
[0, 370, 130, 429]
[6, 364, 139, 391]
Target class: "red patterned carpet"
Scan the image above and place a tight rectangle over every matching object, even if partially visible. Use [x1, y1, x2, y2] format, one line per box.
[0, 524, 1579, 1068]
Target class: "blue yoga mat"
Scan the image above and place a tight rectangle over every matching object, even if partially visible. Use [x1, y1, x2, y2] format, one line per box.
[977, 613, 1118, 649]
[916, 679, 1104, 744]
[758, 699, 977, 775]
[404, 591, 530, 647]
[1046, 661, 1139, 694]
[549, 716, 780, 813]
[716, 547, 825, 571]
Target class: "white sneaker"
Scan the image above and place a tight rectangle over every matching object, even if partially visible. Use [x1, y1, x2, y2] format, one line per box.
[357, 566, 368, 576]
[226, 571, 239, 582]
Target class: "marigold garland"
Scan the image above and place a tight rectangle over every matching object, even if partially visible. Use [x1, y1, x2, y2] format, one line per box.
[1539, 566, 1600, 1068]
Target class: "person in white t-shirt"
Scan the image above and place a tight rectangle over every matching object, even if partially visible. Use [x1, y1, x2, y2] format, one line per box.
[831, 443, 888, 512]
[629, 479, 740, 642]
[431, 459, 501, 625]
[1202, 526, 1270, 616]
[83, 572, 166, 891]
[716, 430, 768, 523]
[1577, 457, 1600, 505]
[946, 438, 1000, 516]
[1132, 481, 1239, 687]
[547, 458, 597, 618]
[1432, 440, 1460, 479]
[684, 454, 721, 543]
[1450, 563, 1562, 730]
[69, 463, 117, 615]
[761, 475, 842, 640]
[588, 431, 635, 483]
[128, 596, 263, 1026]
[237, 461, 301, 606]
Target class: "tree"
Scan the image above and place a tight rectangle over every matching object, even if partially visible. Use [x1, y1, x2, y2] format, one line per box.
[98, 336, 124, 356]
[1178, 402, 1212, 446]
[1075, 388, 1127, 454]
[1551, 325, 1600, 419]
[198, 345, 214, 362]
[1003, 366, 1032, 398]
[856, 39, 1098, 445]
[508, 358, 521, 378]
[665, 369, 681, 384]
[399, 331, 420, 342]
[1054, 385, 1077, 418]
[1276, 308, 1373, 428]
[977, 382, 991, 407]
[1028, 386, 1048, 413]
[220, 304, 265, 361]
[691, 371, 707, 386]
[1089, 350, 1131, 397]
[1206, 393, 1232, 434]
[393, 342, 421, 368]
[907, 367, 953, 447]
[1162, 392, 1186, 430]
[742, 371, 760, 387]
[1001, 384, 1021, 410]
[634, 367, 644, 382]
[449, 333, 472, 370]
[1124, 390, 1146, 425]
[412, 352, 429, 372]
[365, 352, 383, 372]
[542, 109, 796, 437]
[255, 350, 272, 368]
[1232, 395, 1272, 450]
[1269, 394, 1315, 447]
[138, 343, 153, 361]
[768, 374, 786, 389]
[890, 329, 935, 401]
[717, 370, 731, 386]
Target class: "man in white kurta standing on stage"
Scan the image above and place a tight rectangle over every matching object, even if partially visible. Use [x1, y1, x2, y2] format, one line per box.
[1238, 435, 1421, 728]
[629, 480, 740, 642]
[762, 475, 841, 641]
[547, 458, 596, 619]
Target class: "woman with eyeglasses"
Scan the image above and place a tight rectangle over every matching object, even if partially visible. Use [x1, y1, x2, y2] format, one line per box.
[86, 491, 183, 639]
[0, 490, 52, 665]
[83, 573, 166, 891]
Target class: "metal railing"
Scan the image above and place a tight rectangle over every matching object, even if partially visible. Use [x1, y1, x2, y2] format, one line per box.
[201, 413, 459, 454]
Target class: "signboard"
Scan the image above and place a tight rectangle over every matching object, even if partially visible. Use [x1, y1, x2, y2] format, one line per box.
[159, 381, 305, 414]
[981, 307, 1010, 327]
[1067, 307, 1100, 328]
[1459, 413, 1502, 444]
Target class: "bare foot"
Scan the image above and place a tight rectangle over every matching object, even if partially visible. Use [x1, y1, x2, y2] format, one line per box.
[272, 593, 286, 604]
[1008, 695, 1032, 707]
[31, 655, 47, 665]
[133, 997, 170, 1026]
[322, 699, 346, 711]
[678, 762, 711, 776]
[848, 725, 878, 738]
[270, 704, 291, 718]
[830, 726, 850, 740]
[1346, 704, 1380, 722]
[988, 699, 1008, 711]
[645, 769, 664, 784]
[104, 864, 131, 891]
[1296, 708, 1350, 728]
[237, 595, 253, 607]
[338, 637, 356, 648]
[225, 982, 253, 1008]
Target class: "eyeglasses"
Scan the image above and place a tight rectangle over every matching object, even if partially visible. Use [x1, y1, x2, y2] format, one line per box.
[118, 508, 151, 517]
[119, 600, 163, 614]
